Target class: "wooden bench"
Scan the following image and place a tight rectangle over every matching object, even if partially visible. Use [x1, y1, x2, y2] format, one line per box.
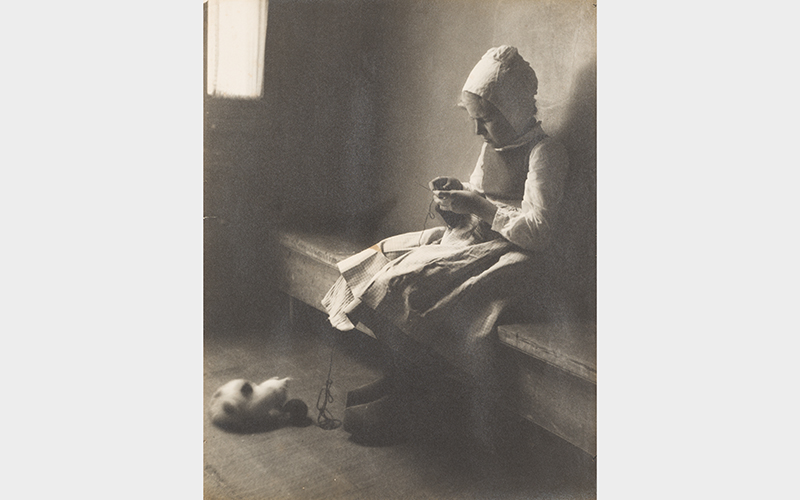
[274, 226, 596, 456]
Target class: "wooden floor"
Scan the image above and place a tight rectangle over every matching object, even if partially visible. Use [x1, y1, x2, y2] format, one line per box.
[204, 303, 596, 500]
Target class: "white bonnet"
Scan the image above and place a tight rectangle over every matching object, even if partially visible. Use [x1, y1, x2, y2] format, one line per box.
[462, 46, 538, 135]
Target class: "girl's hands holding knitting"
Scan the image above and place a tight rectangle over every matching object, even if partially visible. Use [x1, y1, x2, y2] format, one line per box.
[428, 176, 463, 191]
[432, 189, 498, 223]
[428, 175, 498, 224]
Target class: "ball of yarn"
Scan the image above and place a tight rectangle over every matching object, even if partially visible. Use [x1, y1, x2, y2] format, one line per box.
[283, 399, 309, 426]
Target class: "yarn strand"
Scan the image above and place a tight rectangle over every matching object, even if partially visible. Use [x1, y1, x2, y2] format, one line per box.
[316, 345, 341, 430]
[418, 197, 437, 246]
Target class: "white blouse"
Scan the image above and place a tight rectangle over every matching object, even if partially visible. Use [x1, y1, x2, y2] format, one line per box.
[465, 132, 569, 252]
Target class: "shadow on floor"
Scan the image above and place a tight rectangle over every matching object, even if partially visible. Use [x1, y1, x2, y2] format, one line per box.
[204, 301, 596, 499]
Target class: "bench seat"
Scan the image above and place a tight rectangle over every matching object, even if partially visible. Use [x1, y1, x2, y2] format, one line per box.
[498, 322, 596, 456]
[275, 228, 366, 315]
[274, 226, 596, 456]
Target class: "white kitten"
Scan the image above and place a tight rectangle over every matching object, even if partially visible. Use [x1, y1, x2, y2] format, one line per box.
[208, 377, 291, 430]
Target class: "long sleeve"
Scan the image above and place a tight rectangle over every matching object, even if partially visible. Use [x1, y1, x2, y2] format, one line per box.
[471, 138, 569, 251]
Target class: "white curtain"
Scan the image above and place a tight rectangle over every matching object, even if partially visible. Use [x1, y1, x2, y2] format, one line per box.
[206, 0, 269, 99]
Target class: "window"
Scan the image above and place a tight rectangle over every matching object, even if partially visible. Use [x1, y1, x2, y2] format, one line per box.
[205, 0, 268, 99]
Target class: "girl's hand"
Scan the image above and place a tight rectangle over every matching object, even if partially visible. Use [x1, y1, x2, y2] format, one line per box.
[429, 176, 463, 191]
[432, 189, 497, 222]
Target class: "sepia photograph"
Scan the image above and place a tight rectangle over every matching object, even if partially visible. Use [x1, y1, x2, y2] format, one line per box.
[6, 1, 799, 499]
[203, 0, 597, 498]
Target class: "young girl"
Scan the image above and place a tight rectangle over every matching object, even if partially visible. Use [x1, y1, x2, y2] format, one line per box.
[322, 45, 569, 445]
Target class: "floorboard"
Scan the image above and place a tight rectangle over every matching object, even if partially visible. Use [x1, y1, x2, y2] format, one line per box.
[203, 304, 596, 499]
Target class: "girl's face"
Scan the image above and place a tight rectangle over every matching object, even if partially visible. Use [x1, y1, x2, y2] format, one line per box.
[459, 91, 519, 148]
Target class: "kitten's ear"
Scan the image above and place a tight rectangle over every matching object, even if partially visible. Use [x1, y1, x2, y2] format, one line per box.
[240, 382, 253, 397]
[223, 402, 236, 415]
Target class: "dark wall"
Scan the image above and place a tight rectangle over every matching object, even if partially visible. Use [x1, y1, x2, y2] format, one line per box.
[204, 0, 596, 328]
[204, 0, 386, 327]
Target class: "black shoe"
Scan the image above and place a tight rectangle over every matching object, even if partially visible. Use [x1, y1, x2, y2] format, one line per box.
[343, 393, 409, 445]
[345, 375, 394, 408]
